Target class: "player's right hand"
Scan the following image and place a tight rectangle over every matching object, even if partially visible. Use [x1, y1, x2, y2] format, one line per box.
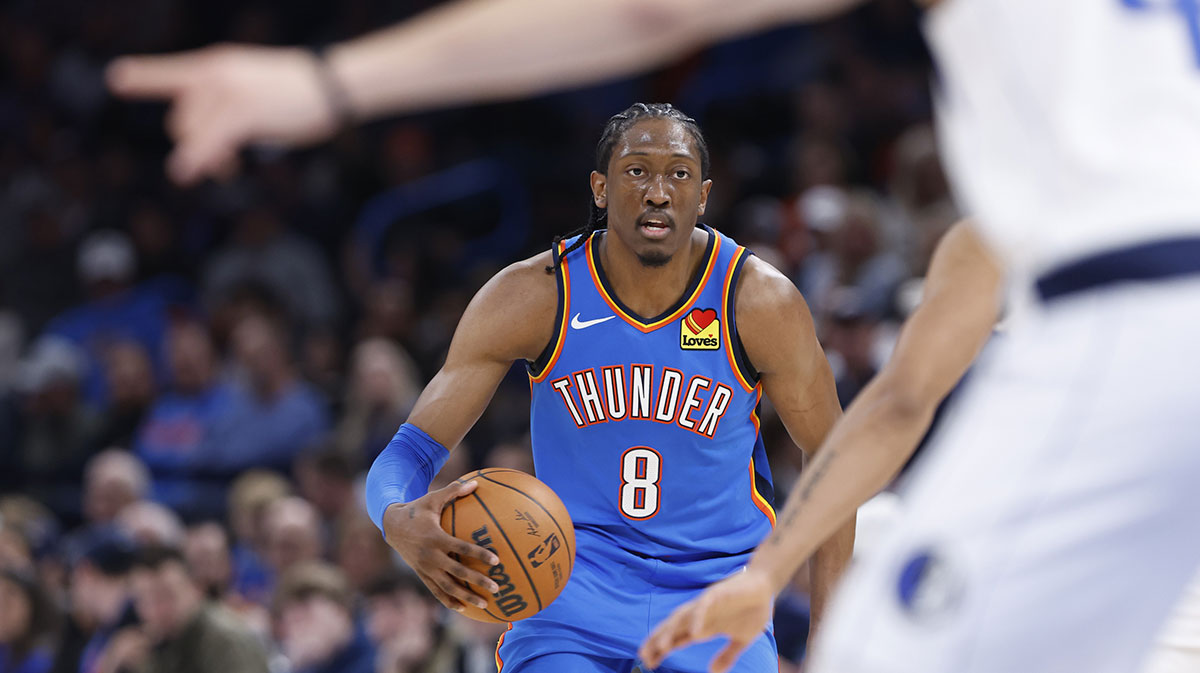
[380, 480, 502, 612]
[106, 45, 340, 186]
[639, 568, 776, 673]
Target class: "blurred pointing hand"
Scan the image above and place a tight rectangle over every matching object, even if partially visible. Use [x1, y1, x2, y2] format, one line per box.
[106, 45, 340, 185]
[639, 568, 776, 673]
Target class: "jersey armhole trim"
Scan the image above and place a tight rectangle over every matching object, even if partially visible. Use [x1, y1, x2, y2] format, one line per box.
[722, 246, 761, 393]
[528, 241, 570, 382]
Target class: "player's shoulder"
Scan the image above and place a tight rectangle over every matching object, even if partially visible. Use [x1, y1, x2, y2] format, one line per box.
[481, 250, 558, 305]
[733, 254, 818, 369]
[461, 249, 560, 362]
[735, 254, 809, 320]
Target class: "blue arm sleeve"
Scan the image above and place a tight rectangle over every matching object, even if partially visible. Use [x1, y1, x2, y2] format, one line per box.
[364, 423, 451, 531]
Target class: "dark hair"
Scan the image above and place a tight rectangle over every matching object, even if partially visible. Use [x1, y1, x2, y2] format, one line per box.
[272, 561, 353, 616]
[131, 544, 187, 572]
[362, 568, 430, 601]
[0, 568, 57, 665]
[546, 103, 709, 273]
[297, 442, 356, 482]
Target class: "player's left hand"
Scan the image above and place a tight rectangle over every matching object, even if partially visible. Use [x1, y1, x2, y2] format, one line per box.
[639, 568, 775, 673]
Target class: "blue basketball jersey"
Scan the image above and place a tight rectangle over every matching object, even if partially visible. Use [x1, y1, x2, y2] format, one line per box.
[527, 225, 775, 569]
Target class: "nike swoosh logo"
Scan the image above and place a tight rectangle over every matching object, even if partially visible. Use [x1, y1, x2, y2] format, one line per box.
[571, 313, 616, 330]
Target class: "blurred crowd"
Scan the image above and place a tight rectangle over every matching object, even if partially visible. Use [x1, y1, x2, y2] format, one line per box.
[0, 0, 957, 672]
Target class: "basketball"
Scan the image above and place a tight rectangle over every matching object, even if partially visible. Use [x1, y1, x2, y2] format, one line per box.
[440, 468, 576, 623]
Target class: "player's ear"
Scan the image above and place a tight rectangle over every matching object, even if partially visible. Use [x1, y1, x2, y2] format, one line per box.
[697, 179, 713, 216]
[590, 171, 607, 209]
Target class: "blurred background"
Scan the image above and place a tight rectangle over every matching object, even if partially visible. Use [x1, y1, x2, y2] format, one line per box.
[0, 1, 955, 672]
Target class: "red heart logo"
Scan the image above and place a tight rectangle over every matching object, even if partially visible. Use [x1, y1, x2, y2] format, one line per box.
[686, 308, 717, 334]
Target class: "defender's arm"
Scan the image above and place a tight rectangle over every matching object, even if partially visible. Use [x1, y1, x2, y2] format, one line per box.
[106, 0, 867, 184]
[640, 222, 1003, 672]
[734, 256, 852, 650]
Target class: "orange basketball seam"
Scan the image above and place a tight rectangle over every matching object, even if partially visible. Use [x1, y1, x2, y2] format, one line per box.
[469, 491, 545, 612]
[475, 473, 574, 576]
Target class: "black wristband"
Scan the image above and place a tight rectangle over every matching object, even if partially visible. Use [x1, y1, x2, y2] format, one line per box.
[311, 47, 355, 129]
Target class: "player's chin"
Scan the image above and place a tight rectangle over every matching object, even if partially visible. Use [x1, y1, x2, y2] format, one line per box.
[635, 245, 673, 268]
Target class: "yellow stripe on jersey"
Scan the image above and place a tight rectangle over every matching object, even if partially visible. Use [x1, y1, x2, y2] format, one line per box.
[722, 246, 756, 392]
[749, 456, 777, 528]
[530, 240, 572, 383]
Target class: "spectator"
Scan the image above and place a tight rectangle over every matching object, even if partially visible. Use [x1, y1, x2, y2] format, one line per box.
[793, 185, 848, 312]
[133, 322, 237, 520]
[828, 191, 909, 319]
[13, 338, 101, 513]
[202, 206, 341, 329]
[0, 498, 60, 572]
[122, 545, 269, 673]
[60, 450, 149, 567]
[293, 447, 358, 526]
[262, 498, 322, 580]
[0, 525, 32, 573]
[299, 328, 344, 412]
[66, 534, 137, 673]
[363, 571, 459, 673]
[182, 524, 232, 602]
[0, 568, 56, 673]
[272, 562, 374, 673]
[90, 342, 156, 452]
[354, 281, 414, 346]
[481, 441, 534, 474]
[226, 472, 291, 607]
[44, 230, 173, 408]
[208, 314, 329, 474]
[113, 503, 184, 549]
[183, 523, 269, 640]
[331, 513, 393, 595]
[822, 288, 882, 407]
[82, 451, 149, 532]
[336, 339, 420, 468]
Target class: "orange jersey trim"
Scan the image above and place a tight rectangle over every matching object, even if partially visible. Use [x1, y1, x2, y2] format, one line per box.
[585, 234, 722, 334]
[495, 623, 512, 671]
[749, 455, 776, 528]
[721, 246, 755, 393]
[530, 241, 571, 383]
[750, 387, 762, 436]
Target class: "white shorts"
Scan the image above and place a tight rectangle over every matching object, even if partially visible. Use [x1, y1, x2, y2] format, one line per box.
[811, 276, 1200, 673]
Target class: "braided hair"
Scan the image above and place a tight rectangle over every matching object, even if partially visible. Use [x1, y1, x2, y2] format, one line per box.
[545, 103, 710, 273]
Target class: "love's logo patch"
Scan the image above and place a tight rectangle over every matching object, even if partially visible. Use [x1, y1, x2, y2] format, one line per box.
[681, 308, 720, 350]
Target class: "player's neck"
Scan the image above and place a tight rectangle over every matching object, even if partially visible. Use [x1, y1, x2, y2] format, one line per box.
[597, 227, 709, 319]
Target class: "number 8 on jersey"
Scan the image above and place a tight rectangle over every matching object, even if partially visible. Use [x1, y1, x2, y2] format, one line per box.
[620, 447, 662, 519]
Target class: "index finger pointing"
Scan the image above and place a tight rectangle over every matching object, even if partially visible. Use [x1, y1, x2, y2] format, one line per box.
[641, 610, 692, 668]
[107, 53, 202, 99]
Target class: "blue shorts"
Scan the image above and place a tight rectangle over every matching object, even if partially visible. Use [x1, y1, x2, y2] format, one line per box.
[496, 529, 777, 673]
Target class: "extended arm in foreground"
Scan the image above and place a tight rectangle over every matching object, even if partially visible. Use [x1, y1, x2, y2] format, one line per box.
[639, 221, 1004, 672]
[106, 0, 865, 184]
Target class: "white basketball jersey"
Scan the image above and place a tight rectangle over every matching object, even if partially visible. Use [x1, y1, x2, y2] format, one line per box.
[925, 0, 1200, 275]
[1154, 569, 1200, 652]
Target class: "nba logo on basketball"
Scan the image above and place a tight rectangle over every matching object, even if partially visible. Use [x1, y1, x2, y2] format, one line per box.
[681, 308, 720, 350]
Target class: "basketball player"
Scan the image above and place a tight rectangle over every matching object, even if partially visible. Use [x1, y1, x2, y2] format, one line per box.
[638, 220, 1002, 671]
[642, 214, 1200, 673]
[361, 103, 853, 672]
[109, 1, 1200, 671]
